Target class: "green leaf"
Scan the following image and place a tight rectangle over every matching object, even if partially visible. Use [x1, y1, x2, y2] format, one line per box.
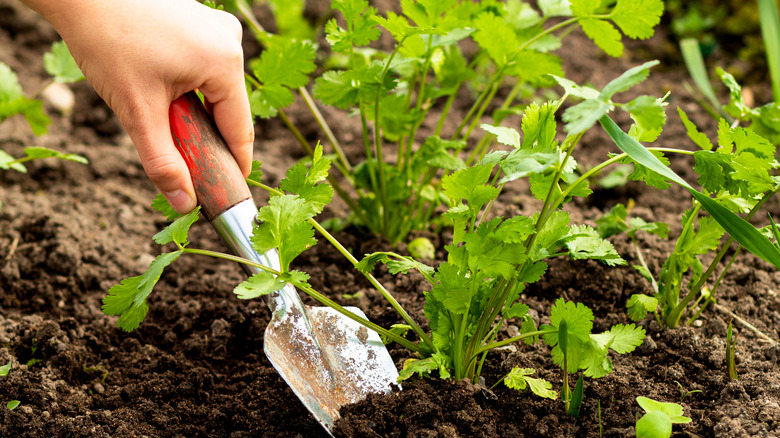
[473, 11, 520, 66]
[481, 124, 521, 148]
[24, 147, 87, 164]
[610, 0, 664, 40]
[252, 195, 317, 272]
[152, 206, 201, 246]
[0, 62, 24, 102]
[43, 41, 84, 83]
[570, 0, 601, 16]
[567, 375, 584, 417]
[627, 294, 658, 321]
[541, 298, 594, 370]
[499, 149, 559, 183]
[0, 361, 10, 377]
[620, 149, 672, 190]
[636, 411, 672, 438]
[252, 39, 316, 90]
[431, 262, 472, 315]
[563, 99, 613, 134]
[626, 95, 666, 142]
[540, 0, 572, 16]
[505, 51, 563, 86]
[234, 272, 286, 299]
[564, 225, 626, 266]
[598, 323, 645, 353]
[521, 101, 559, 150]
[326, 2, 381, 52]
[102, 251, 182, 331]
[151, 194, 182, 222]
[6, 400, 20, 411]
[677, 108, 713, 150]
[248, 160, 264, 183]
[552, 75, 600, 100]
[441, 165, 499, 214]
[280, 144, 334, 213]
[398, 354, 451, 380]
[0, 149, 26, 173]
[600, 60, 659, 100]
[580, 18, 623, 57]
[505, 367, 559, 399]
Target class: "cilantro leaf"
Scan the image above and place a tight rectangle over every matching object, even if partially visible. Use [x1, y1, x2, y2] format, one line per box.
[103, 251, 182, 331]
[600, 60, 659, 100]
[252, 195, 317, 272]
[580, 18, 623, 57]
[678, 108, 713, 150]
[626, 293, 658, 321]
[234, 272, 286, 299]
[505, 367, 558, 399]
[152, 207, 201, 246]
[326, 1, 381, 52]
[541, 298, 594, 371]
[249, 39, 316, 118]
[43, 41, 84, 83]
[473, 11, 520, 66]
[441, 165, 499, 214]
[610, 0, 664, 40]
[564, 225, 626, 266]
[279, 144, 334, 213]
[151, 194, 183, 221]
[626, 95, 666, 142]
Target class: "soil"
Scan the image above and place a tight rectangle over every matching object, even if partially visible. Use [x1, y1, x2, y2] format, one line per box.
[2, 1, 779, 437]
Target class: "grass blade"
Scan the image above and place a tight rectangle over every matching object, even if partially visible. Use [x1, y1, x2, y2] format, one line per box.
[600, 115, 780, 269]
[758, 0, 780, 102]
[679, 38, 726, 116]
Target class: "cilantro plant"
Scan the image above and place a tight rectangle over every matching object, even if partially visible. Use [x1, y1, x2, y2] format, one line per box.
[598, 107, 780, 329]
[222, 0, 665, 244]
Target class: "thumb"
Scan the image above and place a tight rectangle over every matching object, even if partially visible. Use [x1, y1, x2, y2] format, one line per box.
[126, 98, 197, 214]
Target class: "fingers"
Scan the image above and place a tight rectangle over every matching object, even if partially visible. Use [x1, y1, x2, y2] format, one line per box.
[124, 95, 197, 214]
[198, 12, 254, 178]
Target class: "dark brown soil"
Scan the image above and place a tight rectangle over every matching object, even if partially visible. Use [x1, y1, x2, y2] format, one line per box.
[2, 1, 779, 437]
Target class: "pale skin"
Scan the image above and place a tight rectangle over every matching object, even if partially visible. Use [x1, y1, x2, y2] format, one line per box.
[20, 0, 254, 213]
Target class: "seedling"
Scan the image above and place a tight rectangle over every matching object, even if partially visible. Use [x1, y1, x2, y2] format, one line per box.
[0, 361, 10, 377]
[6, 400, 20, 411]
[635, 396, 692, 438]
[674, 380, 701, 404]
[726, 319, 738, 381]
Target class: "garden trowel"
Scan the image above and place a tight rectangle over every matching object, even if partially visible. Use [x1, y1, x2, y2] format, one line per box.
[169, 91, 398, 435]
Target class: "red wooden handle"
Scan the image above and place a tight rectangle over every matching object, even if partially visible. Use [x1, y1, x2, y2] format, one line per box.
[169, 91, 251, 221]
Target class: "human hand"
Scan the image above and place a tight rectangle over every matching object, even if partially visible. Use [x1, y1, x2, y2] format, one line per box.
[22, 0, 254, 213]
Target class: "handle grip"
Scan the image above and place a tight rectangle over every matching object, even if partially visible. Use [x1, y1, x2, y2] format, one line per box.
[169, 91, 251, 221]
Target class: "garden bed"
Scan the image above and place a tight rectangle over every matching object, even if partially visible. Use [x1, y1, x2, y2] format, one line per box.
[1, 1, 779, 437]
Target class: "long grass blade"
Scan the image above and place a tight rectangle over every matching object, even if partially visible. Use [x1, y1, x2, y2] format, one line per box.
[600, 116, 780, 269]
[758, 0, 780, 102]
[679, 38, 726, 117]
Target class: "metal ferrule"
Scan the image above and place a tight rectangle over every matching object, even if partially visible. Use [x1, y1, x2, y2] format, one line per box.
[209, 198, 306, 320]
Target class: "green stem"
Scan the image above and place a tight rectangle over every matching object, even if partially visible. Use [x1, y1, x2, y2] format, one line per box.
[298, 86, 353, 174]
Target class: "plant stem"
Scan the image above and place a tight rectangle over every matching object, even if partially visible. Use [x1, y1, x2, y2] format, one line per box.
[298, 86, 353, 173]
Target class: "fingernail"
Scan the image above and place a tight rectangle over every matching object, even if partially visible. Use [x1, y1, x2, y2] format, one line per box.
[164, 190, 196, 213]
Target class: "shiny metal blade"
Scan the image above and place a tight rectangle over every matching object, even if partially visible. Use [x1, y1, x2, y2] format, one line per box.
[210, 199, 399, 434]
